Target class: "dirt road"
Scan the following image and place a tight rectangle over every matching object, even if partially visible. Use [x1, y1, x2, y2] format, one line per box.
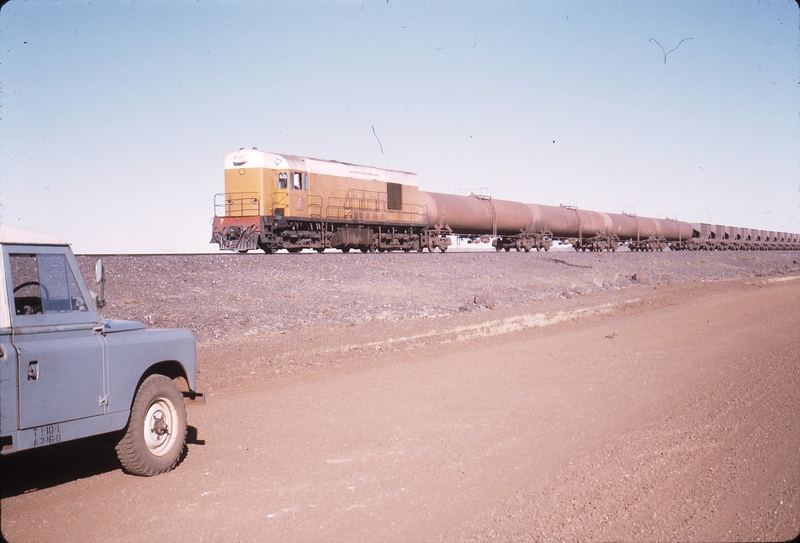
[2, 275, 799, 542]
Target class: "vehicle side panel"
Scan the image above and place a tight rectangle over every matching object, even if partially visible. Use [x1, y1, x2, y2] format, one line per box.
[105, 328, 197, 414]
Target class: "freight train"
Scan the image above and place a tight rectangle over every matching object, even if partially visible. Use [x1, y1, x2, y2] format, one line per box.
[211, 149, 800, 254]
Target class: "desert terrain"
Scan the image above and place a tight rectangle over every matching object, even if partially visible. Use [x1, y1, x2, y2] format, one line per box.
[1, 248, 799, 542]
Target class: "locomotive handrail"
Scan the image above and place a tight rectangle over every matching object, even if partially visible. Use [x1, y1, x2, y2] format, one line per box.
[326, 190, 427, 224]
[308, 195, 323, 218]
[271, 192, 288, 215]
[215, 192, 259, 217]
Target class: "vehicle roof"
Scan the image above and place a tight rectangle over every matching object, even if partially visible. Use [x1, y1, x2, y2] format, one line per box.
[0, 223, 69, 246]
[224, 148, 420, 187]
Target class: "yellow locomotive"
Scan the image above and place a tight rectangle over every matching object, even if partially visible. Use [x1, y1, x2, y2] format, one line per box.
[211, 148, 438, 253]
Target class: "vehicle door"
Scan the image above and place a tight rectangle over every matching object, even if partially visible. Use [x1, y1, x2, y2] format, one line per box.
[5, 246, 106, 430]
[273, 171, 290, 217]
[287, 171, 308, 217]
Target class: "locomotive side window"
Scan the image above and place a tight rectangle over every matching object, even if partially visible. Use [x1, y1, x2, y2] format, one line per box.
[291, 172, 302, 190]
[387, 182, 403, 211]
[278, 172, 288, 189]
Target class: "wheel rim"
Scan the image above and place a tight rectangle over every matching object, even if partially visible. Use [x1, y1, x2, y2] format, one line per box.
[144, 396, 178, 456]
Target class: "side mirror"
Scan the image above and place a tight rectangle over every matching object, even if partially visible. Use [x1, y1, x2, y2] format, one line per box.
[95, 259, 106, 310]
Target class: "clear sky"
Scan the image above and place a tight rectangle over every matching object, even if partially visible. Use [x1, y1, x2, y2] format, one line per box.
[1, 0, 798, 254]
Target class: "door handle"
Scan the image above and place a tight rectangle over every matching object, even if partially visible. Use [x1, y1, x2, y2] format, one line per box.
[28, 360, 39, 381]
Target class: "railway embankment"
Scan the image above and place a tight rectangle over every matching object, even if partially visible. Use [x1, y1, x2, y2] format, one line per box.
[78, 250, 800, 344]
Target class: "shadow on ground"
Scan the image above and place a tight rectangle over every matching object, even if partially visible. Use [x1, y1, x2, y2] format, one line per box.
[1, 426, 203, 498]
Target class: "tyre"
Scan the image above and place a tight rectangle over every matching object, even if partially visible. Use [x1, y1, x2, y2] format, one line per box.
[116, 374, 187, 476]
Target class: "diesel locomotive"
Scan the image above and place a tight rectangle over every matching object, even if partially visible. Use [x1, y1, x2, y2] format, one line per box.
[211, 149, 800, 253]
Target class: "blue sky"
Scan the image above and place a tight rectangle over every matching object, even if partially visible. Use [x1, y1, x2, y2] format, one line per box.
[1, 0, 798, 253]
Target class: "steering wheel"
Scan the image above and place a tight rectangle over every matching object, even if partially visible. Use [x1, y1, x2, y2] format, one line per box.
[14, 281, 50, 298]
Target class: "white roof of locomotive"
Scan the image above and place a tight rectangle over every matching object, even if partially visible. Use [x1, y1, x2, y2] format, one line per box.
[0, 222, 68, 246]
[224, 149, 419, 186]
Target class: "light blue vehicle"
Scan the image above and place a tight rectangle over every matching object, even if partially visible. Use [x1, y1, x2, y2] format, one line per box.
[0, 223, 203, 476]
